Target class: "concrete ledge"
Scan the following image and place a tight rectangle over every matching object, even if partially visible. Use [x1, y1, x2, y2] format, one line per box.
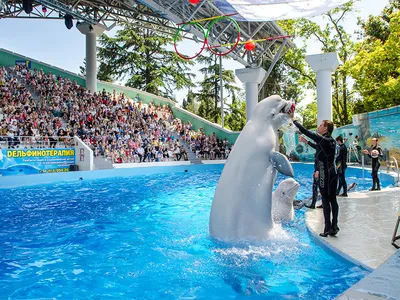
[306, 188, 400, 270]
[0, 164, 224, 189]
[305, 188, 400, 299]
[113, 161, 191, 168]
[307, 225, 374, 272]
[337, 250, 400, 300]
[202, 160, 226, 165]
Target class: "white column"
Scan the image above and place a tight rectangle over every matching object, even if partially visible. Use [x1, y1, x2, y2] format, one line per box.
[306, 52, 340, 125]
[77, 23, 106, 93]
[85, 32, 97, 93]
[235, 67, 267, 122]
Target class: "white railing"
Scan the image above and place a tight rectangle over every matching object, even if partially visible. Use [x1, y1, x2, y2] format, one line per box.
[347, 144, 361, 164]
[388, 156, 400, 186]
[0, 135, 73, 149]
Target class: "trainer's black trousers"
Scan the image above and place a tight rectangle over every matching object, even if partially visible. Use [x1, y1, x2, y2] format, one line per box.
[318, 162, 339, 232]
[337, 166, 347, 195]
[310, 177, 319, 207]
[371, 160, 380, 190]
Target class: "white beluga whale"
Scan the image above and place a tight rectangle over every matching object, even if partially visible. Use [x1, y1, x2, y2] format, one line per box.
[209, 95, 295, 242]
[272, 178, 300, 223]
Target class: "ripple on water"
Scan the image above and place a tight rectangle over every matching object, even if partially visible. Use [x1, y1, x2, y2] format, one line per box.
[0, 165, 371, 299]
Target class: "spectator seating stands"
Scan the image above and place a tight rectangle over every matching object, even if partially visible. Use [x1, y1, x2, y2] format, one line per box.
[0, 65, 233, 164]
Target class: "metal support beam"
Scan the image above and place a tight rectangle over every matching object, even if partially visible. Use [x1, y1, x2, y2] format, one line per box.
[183, 0, 206, 23]
[220, 55, 224, 129]
[258, 39, 289, 93]
[35, 0, 97, 24]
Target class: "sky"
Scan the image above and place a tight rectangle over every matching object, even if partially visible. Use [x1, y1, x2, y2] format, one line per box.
[0, 0, 389, 106]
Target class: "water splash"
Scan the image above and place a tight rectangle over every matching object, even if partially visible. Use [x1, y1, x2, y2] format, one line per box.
[281, 121, 298, 156]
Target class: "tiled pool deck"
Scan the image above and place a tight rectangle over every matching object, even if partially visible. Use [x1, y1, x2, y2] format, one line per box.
[305, 187, 400, 299]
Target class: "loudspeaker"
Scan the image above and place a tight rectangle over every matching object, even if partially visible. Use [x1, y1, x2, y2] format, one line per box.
[23, 0, 33, 14]
[65, 14, 74, 30]
[69, 164, 79, 171]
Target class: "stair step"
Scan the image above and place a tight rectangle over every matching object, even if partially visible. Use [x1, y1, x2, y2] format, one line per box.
[6, 67, 41, 106]
[174, 131, 203, 165]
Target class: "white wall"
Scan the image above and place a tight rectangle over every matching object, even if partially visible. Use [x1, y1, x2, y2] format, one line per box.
[73, 135, 94, 171]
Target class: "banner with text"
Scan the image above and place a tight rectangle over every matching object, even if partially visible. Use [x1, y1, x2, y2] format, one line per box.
[0, 148, 75, 176]
[15, 59, 32, 69]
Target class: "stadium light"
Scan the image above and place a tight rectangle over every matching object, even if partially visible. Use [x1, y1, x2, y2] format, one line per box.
[64, 14, 73, 29]
[23, 0, 33, 14]
[35, 0, 97, 24]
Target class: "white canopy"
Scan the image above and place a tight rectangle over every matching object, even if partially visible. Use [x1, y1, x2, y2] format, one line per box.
[214, 0, 350, 21]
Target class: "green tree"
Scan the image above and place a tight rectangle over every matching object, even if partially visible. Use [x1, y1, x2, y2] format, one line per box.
[278, 1, 357, 126]
[79, 58, 86, 77]
[185, 89, 198, 113]
[96, 23, 195, 98]
[349, 1, 400, 111]
[259, 54, 306, 103]
[297, 101, 318, 129]
[196, 54, 240, 124]
[225, 90, 246, 131]
[182, 98, 188, 110]
[357, 0, 400, 43]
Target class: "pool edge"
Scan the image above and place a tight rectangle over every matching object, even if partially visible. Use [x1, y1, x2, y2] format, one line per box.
[305, 193, 400, 300]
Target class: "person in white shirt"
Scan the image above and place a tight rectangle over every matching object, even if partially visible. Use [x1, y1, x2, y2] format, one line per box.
[137, 146, 145, 163]
[174, 146, 182, 161]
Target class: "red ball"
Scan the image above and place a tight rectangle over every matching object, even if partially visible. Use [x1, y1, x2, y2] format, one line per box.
[245, 40, 256, 51]
[189, 0, 201, 4]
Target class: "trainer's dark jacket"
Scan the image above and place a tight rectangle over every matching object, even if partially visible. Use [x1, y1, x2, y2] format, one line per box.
[293, 120, 339, 232]
[336, 143, 347, 170]
[367, 144, 383, 190]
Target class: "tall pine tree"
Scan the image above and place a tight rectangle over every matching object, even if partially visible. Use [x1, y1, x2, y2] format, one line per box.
[96, 22, 196, 98]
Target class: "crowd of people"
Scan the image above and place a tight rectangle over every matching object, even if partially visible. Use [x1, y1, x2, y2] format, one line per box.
[0, 65, 232, 163]
[180, 127, 231, 160]
[0, 65, 67, 149]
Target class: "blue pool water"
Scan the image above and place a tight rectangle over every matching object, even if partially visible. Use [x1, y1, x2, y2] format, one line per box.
[0, 164, 392, 299]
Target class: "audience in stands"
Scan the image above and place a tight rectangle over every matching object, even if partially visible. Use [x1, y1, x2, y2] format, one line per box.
[178, 122, 231, 160]
[0, 65, 232, 163]
[0, 65, 64, 149]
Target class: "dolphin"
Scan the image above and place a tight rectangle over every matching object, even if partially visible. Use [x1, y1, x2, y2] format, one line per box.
[272, 178, 300, 223]
[209, 95, 294, 242]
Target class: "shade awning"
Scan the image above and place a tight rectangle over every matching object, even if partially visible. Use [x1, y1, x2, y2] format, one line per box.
[214, 0, 350, 21]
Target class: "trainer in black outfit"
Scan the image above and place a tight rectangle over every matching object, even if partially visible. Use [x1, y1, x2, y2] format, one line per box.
[363, 138, 383, 191]
[299, 135, 319, 209]
[335, 136, 348, 197]
[293, 119, 339, 237]
[309, 155, 320, 208]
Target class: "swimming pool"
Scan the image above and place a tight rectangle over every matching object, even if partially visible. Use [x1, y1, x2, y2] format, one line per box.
[0, 164, 392, 299]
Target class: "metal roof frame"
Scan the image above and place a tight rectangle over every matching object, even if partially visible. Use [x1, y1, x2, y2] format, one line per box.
[139, 0, 294, 67]
[0, 0, 170, 31]
[0, 0, 293, 68]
